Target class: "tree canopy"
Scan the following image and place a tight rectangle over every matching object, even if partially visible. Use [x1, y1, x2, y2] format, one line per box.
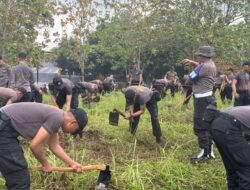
[2, 0, 249, 81]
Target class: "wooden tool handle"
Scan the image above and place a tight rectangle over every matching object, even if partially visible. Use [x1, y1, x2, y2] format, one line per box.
[114, 108, 126, 117]
[29, 164, 107, 172]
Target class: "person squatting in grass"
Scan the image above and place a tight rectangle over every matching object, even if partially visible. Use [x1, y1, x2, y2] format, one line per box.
[0, 102, 88, 190]
[103, 74, 116, 93]
[123, 85, 162, 144]
[0, 87, 27, 108]
[48, 76, 79, 111]
[77, 81, 100, 104]
[182, 46, 216, 162]
[204, 105, 250, 190]
[151, 78, 168, 98]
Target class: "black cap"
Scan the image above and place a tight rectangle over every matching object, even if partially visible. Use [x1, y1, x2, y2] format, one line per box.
[125, 89, 136, 105]
[18, 52, 27, 59]
[70, 108, 88, 138]
[53, 76, 64, 90]
[16, 87, 27, 95]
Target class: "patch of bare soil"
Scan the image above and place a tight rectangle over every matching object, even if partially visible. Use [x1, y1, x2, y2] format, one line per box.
[76, 130, 113, 163]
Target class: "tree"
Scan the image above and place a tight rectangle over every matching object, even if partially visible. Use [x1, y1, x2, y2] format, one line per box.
[0, 0, 55, 64]
[52, 37, 82, 77]
[56, 0, 99, 80]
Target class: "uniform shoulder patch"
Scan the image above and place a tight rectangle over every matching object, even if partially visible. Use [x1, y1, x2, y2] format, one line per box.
[50, 105, 59, 110]
[131, 86, 144, 92]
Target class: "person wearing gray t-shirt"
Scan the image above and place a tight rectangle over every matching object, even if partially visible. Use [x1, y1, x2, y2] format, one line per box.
[182, 46, 216, 162]
[0, 103, 88, 189]
[0, 87, 26, 107]
[123, 86, 162, 144]
[77, 81, 99, 103]
[232, 61, 250, 106]
[9, 52, 35, 102]
[129, 62, 143, 86]
[210, 106, 250, 190]
[152, 78, 168, 98]
[48, 76, 79, 111]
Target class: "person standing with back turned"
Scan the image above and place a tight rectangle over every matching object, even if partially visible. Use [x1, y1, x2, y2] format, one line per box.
[232, 61, 250, 106]
[9, 52, 36, 102]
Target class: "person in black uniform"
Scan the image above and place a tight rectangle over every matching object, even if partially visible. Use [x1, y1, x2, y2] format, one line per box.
[210, 106, 250, 190]
[48, 76, 79, 111]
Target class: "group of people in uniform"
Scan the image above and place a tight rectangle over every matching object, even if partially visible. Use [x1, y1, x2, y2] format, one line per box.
[183, 46, 250, 190]
[0, 53, 89, 189]
[1, 46, 250, 189]
[124, 46, 250, 189]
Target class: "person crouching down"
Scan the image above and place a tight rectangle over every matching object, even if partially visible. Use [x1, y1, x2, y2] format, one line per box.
[210, 106, 250, 190]
[124, 86, 162, 144]
[0, 87, 27, 108]
[0, 103, 88, 189]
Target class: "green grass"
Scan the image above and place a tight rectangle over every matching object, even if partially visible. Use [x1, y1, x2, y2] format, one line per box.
[1, 91, 231, 189]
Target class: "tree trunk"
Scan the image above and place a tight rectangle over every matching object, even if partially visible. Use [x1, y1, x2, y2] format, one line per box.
[81, 59, 85, 82]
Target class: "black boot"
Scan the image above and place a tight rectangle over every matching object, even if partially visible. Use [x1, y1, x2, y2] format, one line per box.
[191, 148, 208, 162]
[207, 144, 215, 159]
[156, 137, 161, 144]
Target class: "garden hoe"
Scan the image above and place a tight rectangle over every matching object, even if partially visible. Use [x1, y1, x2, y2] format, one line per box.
[109, 108, 134, 126]
[30, 164, 111, 189]
[109, 108, 125, 126]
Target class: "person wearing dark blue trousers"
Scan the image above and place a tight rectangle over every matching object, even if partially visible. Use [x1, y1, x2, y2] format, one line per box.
[124, 86, 162, 144]
[182, 46, 217, 162]
[211, 106, 250, 190]
[0, 103, 88, 190]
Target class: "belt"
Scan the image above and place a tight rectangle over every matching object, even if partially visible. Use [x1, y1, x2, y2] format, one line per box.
[194, 91, 213, 98]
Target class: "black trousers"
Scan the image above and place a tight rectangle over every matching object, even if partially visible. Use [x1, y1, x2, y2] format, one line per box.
[31, 91, 43, 103]
[234, 90, 249, 107]
[167, 83, 175, 97]
[0, 112, 30, 190]
[193, 95, 216, 149]
[24, 92, 32, 102]
[152, 83, 166, 98]
[131, 80, 140, 86]
[211, 115, 250, 190]
[103, 84, 113, 93]
[221, 86, 233, 103]
[183, 87, 192, 105]
[56, 88, 79, 109]
[129, 95, 162, 139]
